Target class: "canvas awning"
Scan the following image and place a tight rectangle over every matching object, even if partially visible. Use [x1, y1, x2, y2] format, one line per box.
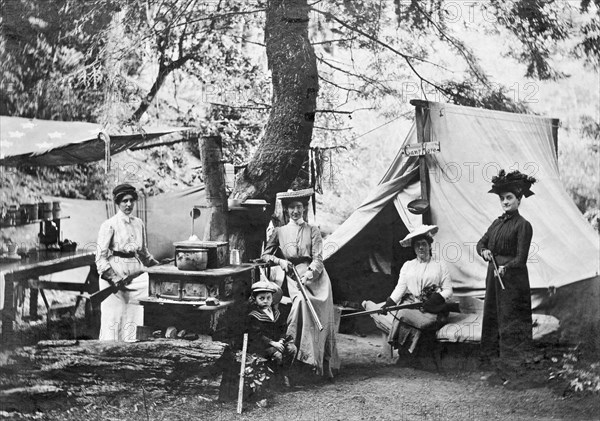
[0, 116, 192, 166]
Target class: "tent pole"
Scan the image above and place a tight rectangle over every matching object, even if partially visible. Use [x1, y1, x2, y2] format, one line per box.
[413, 102, 432, 225]
[551, 118, 560, 156]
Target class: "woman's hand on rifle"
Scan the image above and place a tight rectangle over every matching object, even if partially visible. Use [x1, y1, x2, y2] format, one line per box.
[101, 267, 118, 281]
[276, 258, 293, 272]
[481, 249, 493, 262]
[300, 270, 314, 285]
[497, 265, 506, 276]
[380, 297, 396, 315]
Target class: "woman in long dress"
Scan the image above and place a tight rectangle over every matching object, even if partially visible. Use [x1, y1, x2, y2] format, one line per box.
[364, 225, 453, 357]
[95, 183, 158, 341]
[476, 169, 537, 372]
[262, 188, 340, 378]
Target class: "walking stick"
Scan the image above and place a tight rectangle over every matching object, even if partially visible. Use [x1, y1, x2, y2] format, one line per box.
[491, 256, 506, 290]
[237, 333, 248, 414]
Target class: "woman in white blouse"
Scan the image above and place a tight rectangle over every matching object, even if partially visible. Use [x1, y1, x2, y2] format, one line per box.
[95, 184, 158, 341]
[366, 225, 453, 356]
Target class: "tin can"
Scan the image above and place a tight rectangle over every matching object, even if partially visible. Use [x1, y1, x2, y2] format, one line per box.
[230, 249, 241, 265]
[52, 201, 61, 219]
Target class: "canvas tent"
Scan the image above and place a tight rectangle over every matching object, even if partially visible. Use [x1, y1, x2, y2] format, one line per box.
[0, 115, 211, 253]
[0, 116, 190, 166]
[324, 100, 599, 345]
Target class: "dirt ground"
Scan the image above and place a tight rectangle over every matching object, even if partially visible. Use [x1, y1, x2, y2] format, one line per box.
[3, 333, 598, 421]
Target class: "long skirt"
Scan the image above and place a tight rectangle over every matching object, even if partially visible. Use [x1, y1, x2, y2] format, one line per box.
[98, 256, 148, 342]
[481, 259, 533, 366]
[364, 300, 444, 354]
[272, 263, 340, 376]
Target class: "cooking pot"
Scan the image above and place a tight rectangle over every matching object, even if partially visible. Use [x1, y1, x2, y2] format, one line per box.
[174, 241, 209, 271]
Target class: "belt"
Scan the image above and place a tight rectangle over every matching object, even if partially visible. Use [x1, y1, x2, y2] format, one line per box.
[288, 257, 311, 265]
[112, 250, 136, 258]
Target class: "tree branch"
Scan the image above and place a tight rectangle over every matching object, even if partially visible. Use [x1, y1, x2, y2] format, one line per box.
[410, 1, 489, 86]
[171, 8, 266, 29]
[311, 8, 455, 98]
[318, 75, 362, 93]
[317, 55, 397, 96]
[313, 125, 352, 131]
[315, 107, 374, 114]
[209, 102, 271, 111]
[311, 37, 357, 45]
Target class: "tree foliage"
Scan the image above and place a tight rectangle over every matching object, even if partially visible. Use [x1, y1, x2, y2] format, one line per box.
[1, 0, 598, 202]
[0, 0, 117, 120]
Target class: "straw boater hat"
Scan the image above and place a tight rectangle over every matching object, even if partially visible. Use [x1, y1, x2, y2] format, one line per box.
[274, 188, 315, 225]
[276, 188, 314, 205]
[488, 169, 537, 198]
[399, 225, 439, 247]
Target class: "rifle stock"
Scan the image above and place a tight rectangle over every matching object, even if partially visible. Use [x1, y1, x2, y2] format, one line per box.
[89, 271, 144, 307]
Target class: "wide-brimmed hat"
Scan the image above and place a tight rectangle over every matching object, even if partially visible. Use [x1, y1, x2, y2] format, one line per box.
[488, 169, 536, 198]
[400, 225, 438, 247]
[276, 188, 314, 205]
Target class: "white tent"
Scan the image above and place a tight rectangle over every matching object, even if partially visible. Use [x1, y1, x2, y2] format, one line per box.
[324, 101, 599, 345]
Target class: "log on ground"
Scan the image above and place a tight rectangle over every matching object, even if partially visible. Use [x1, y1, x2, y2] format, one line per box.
[0, 338, 233, 413]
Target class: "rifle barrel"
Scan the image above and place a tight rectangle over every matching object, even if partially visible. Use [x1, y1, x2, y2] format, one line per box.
[341, 302, 422, 319]
[491, 256, 506, 290]
[290, 267, 324, 331]
[341, 301, 460, 319]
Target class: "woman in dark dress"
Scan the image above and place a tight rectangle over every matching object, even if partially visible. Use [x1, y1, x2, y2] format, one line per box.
[477, 170, 537, 372]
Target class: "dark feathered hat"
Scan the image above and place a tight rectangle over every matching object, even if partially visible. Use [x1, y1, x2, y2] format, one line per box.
[488, 170, 537, 198]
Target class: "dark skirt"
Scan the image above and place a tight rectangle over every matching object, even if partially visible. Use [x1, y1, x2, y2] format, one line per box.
[481, 257, 533, 365]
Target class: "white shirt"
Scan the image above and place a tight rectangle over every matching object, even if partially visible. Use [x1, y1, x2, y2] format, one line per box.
[263, 307, 275, 321]
[390, 258, 453, 303]
[95, 210, 156, 276]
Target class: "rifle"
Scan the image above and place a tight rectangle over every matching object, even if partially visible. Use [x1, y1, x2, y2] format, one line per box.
[490, 255, 506, 290]
[289, 266, 324, 331]
[341, 301, 460, 319]
[89, 270, 144, 306]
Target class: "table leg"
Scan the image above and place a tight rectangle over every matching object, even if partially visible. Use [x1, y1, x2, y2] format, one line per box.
[1, 278, 15, 340]
[29, 287, 39, 320]
[84, 265, 100, 338]
[38, 289, 51, 329]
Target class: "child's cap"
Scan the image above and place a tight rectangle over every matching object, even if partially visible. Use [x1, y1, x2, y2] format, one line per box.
[251, 280, 276, 294]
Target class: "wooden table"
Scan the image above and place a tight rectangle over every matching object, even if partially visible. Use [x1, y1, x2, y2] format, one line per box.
[140, 263, 258, 341]
[1, 250, 99, 338]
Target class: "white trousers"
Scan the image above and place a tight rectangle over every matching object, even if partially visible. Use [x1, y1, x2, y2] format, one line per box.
[98, 256, 149, 342]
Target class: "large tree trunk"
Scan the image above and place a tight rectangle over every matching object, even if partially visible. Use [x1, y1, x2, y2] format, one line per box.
[229, 0, 318, 260]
